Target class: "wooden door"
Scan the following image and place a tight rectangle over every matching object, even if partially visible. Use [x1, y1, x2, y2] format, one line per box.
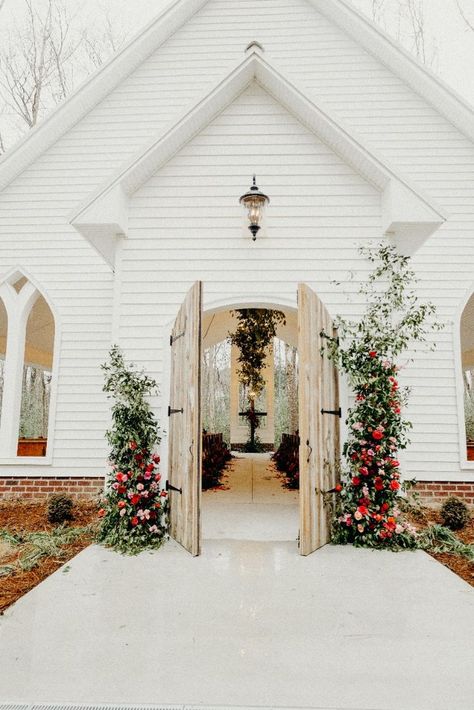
[298, 283, 340, 556]
[168, 281, 202, 556]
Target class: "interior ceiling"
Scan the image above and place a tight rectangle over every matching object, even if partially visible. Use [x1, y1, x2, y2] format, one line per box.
[461, 294, 474, 353]
[202, 308, 298, 349]
[0, 294, 54, 362]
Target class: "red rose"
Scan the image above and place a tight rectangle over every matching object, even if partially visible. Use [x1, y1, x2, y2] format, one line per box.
[98, 508, 106, 518]
[381, 502, 389, 512]
[369, 351, 377, 358]
[160, 491, 168, 497]
[352, 476, 361, 486]
[335, 483, 342, 492]
[390, 480, 400, 491]
[374, 477, 384, 491]
[153, 455, 160, 464]
[131, 493, 141, 505]
[131, 516, 139, 526]
[115, 472, 124, 482]
[372, 430, 384, 441]
[129, 441, 137, 451]
[155, 473, 161, 482]
[117, 485, 126, 494]
[118, 501, 126, 509]
[358, 505, 369, 516]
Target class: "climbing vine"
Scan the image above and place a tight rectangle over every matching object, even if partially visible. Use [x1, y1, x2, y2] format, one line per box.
[324, 243, 441, 549]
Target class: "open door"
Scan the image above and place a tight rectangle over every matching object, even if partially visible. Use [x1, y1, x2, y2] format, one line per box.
[168, 281, 202, 556]
[298, 283, 340, 556]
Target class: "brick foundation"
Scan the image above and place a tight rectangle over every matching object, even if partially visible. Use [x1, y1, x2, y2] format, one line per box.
[0, 476, 473, 506]
[0, 476, 105, 501]
[413, 481, 474, 507]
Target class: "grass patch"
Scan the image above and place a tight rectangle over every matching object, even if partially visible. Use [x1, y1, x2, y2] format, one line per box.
[0, 524, 96, 576]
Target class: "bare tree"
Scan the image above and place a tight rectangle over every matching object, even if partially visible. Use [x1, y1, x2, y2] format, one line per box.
[371, 0, 387, 24]
[457, 0, 474, 32]
[0, 0, 129, 153]
[81, 8, 129, 69]
[0, 0, 83, 129]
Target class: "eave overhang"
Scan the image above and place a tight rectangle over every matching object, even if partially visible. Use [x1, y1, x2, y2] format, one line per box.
[70, 50, 447, 268]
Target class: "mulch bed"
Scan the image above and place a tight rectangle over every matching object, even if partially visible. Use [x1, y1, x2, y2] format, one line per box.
[406, 507, 474, 587]
[0, 500, 99, 614]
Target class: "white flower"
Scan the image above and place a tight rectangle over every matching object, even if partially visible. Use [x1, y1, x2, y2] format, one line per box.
[137, 483, 144, 491]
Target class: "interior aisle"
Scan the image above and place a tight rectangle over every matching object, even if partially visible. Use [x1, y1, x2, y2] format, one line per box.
[202, 453, 299, 542]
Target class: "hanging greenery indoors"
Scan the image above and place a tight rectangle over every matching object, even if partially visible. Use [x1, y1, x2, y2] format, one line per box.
[229, 309, 285, 450]
[230, 309, 286, 395]
[324, 243, 442, 549]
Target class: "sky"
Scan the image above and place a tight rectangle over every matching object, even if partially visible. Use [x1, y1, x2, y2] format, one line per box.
[1, 0, 474, 127]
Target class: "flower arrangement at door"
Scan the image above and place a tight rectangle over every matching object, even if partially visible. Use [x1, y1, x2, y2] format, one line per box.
[97, 346, 168, 554]
[323, 243, 441, 549]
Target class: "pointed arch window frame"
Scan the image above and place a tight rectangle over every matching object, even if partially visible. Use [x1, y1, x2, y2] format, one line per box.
[0, 268, 60, 465]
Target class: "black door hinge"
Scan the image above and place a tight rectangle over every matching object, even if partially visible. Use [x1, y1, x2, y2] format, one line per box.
[168, 406, 184, 416]
[170, 331, 185, 346]
[166, 480, 182, 494]
[321, 407, 342, 418]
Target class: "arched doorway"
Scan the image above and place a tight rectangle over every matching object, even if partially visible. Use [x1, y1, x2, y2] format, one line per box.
[200, 305, 300, 544]
[166, 283, 340, 557]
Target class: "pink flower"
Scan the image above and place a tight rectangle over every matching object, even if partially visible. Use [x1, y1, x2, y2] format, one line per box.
[352, 422, 364, 431]
[137, 483, 144, 491]
[119, 508, 126, 517]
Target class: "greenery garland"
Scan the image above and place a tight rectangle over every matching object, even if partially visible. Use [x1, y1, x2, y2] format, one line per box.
[229, 308, 285, 397]
[97, 346, 168, 554]
[324, 243, 441, 549]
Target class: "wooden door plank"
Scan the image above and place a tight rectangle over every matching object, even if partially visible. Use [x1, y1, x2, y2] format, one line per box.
[168, 281, 202, 556]
[298, 283, 340, 556]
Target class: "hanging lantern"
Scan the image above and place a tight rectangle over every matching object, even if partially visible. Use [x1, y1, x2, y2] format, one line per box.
[239, 175, 270, 240]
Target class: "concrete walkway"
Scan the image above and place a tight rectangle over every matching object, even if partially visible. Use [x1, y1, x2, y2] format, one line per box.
[203, 453, 298, 542]
[0, 456, 473, 709]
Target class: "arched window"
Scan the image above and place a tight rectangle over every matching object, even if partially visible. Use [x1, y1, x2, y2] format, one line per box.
[460, 293, 474, 461]
[0, 298, 7, 422]
[0, 272, 56, 459]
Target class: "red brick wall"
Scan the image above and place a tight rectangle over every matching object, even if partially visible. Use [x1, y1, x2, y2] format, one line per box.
[413, 481, 474, 506]
[0, 476, 473, 506]
[0, 476, 105, 501]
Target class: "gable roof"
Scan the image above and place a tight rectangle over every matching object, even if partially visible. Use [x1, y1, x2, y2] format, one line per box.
[69, 49, 446, 268]
[0, 0, 474, 195]
[0, 0, 473, 196]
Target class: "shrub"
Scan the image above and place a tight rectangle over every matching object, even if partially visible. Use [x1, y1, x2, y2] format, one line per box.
[202, 433, 231, 489]
[440, 496, 470, 531]
[273, 434, 299, 489]
[47, 494, 74, 524]
[97, 346, 168, 555]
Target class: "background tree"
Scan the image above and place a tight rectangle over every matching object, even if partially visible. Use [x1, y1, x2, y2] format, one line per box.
[0, 0, 128, 154]
[457, 0, 474, 32]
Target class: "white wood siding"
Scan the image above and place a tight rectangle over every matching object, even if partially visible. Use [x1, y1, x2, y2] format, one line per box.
[0, 0, 473, 479]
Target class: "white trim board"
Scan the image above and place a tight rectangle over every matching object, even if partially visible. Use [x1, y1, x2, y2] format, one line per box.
[69, 50, 446, 268]
[0, 0, 474, 198]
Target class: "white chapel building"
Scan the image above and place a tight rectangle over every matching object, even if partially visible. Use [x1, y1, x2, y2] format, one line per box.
[0, 0, 474, 520]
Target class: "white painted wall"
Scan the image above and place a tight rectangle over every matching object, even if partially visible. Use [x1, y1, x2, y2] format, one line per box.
[0, 0, 473, 479]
